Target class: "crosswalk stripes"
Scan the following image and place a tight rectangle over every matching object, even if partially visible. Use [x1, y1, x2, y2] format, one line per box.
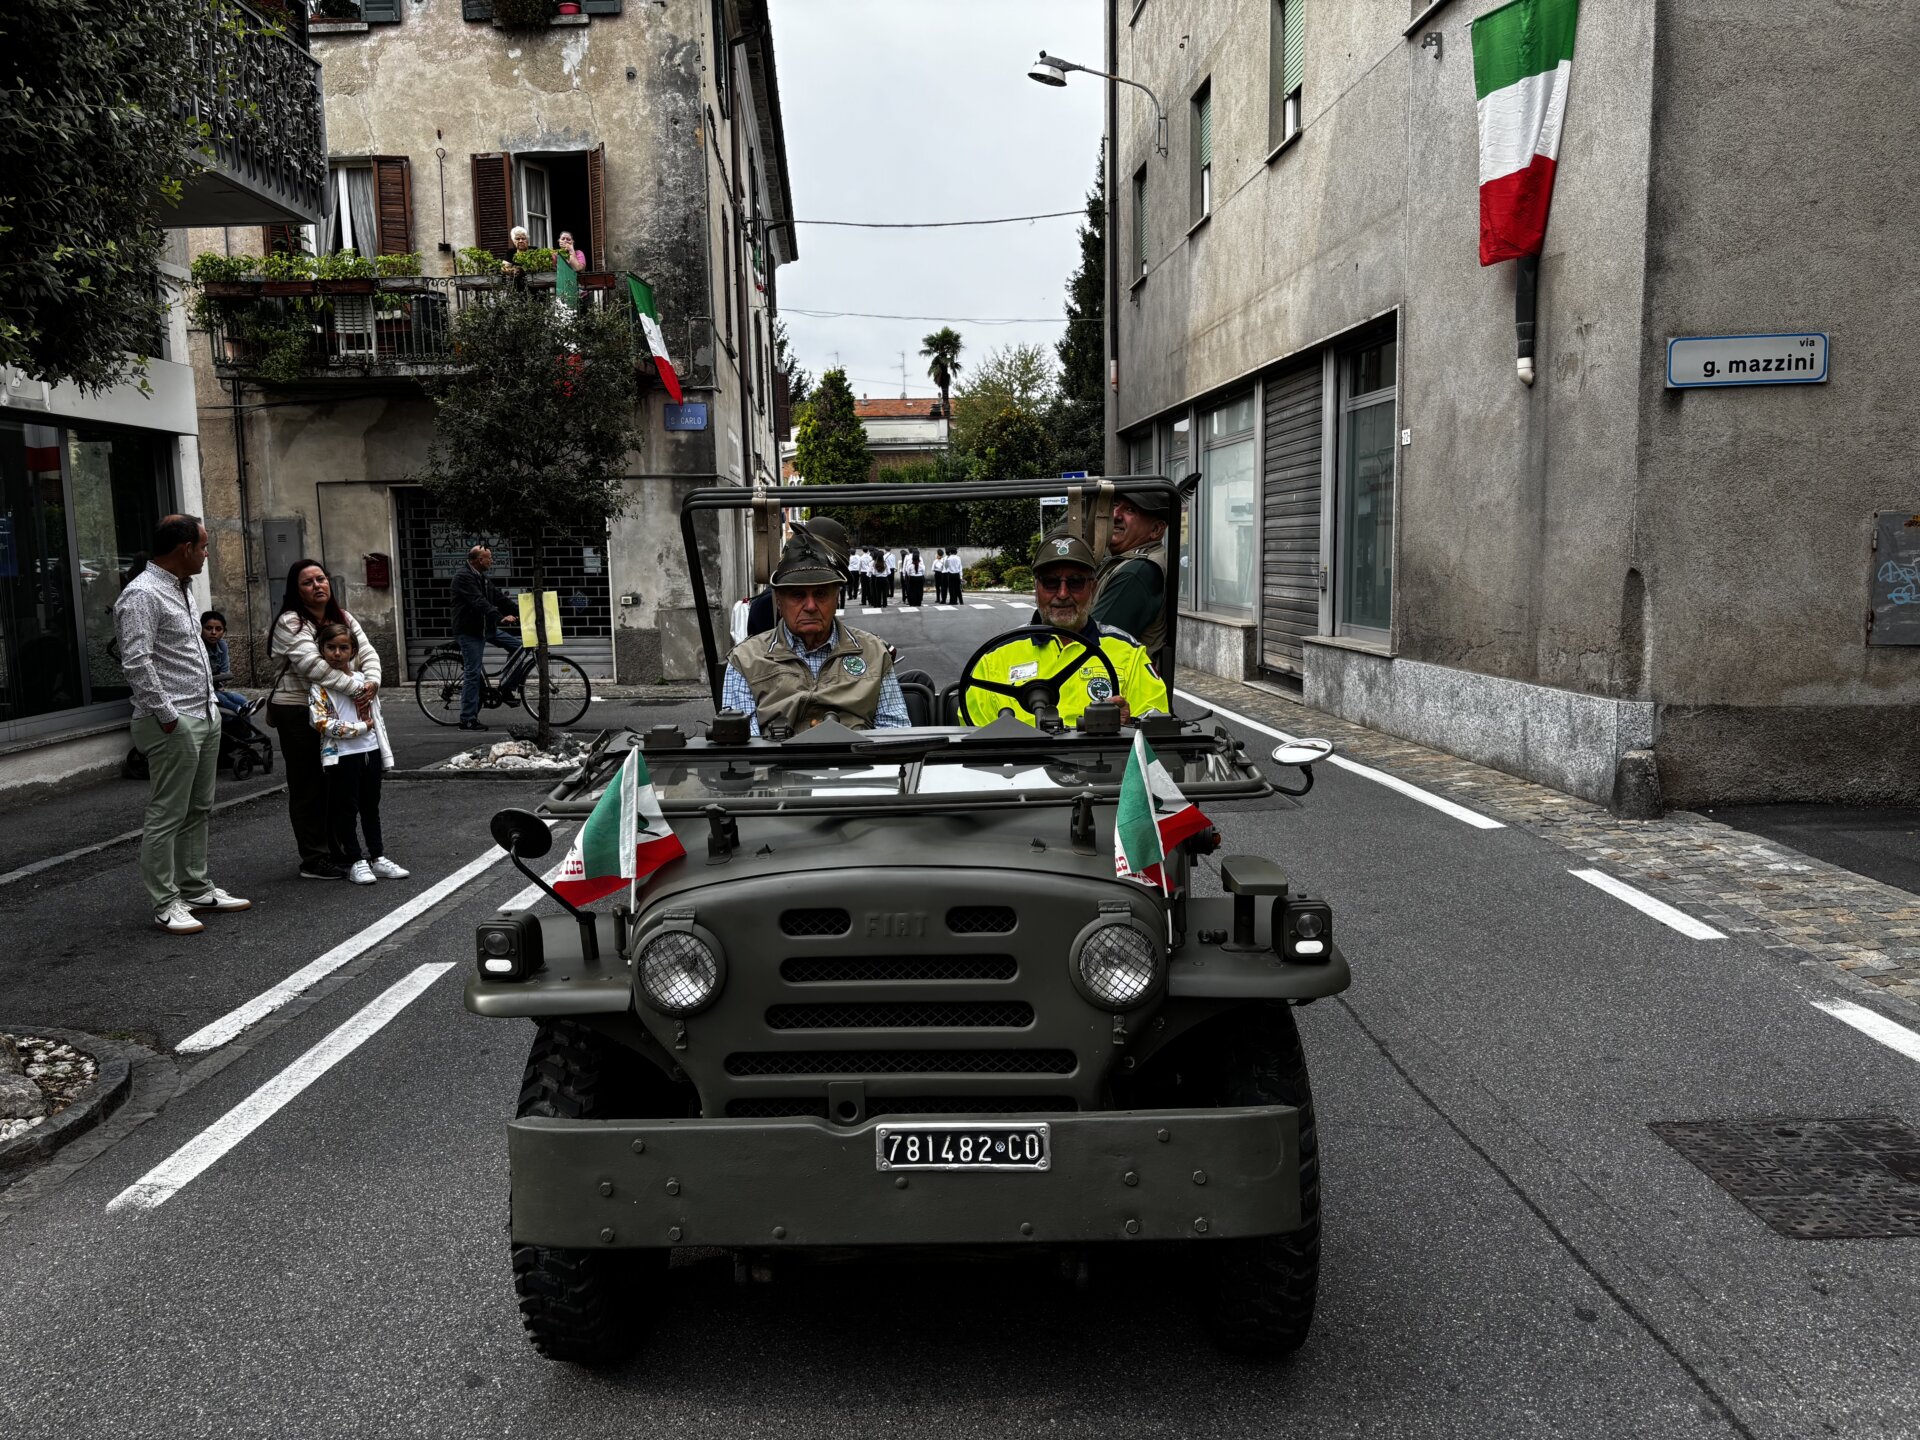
[934, 605, 957, 611]
[968, 603, 995, 610]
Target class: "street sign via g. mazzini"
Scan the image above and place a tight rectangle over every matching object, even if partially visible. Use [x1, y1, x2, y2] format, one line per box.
[1666, 333, 1828, 389]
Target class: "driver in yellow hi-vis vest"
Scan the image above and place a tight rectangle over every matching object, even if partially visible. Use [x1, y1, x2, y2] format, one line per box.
[961, 531, 1170, 727]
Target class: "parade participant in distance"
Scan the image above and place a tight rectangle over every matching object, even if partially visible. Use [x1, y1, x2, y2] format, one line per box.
[721, 531, 910, 736]
[1092, 487, 1175, 659]
[961, 531, 1168, 728]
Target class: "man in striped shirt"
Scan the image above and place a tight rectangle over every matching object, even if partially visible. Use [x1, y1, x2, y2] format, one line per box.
[113, 515, 251, 934]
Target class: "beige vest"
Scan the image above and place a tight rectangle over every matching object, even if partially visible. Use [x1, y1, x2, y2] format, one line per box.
[1097, 534, 1170, 654]
[727, 623, 892, 735]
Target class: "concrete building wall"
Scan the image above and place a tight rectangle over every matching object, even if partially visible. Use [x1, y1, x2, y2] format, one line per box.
[1633, 0, 1920, 803]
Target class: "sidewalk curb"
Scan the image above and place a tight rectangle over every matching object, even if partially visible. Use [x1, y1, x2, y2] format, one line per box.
[0, 1026, 136, 1175]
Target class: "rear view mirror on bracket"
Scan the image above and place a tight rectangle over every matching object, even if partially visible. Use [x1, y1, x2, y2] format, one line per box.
[1272, 738, 1334, 767]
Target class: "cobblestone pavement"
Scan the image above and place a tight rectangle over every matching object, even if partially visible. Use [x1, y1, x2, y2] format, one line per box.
[1178, 671, 1920, 1019]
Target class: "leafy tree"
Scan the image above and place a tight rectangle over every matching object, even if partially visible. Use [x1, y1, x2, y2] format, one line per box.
[919, 326, 964, 419]
[0, 0, 272, 391]
[419, 293, 641, 745]
[771, 317, 812, 408]
[791, 367, 869, 486]
[1048, 157, 1107, 476]
[951, 342, 1057, 456]
[966, 405, 1056, 553]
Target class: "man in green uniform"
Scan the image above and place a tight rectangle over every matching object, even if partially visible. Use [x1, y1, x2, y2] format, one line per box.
[722, 533, 910, 736]
[962, 532, 1169, 728]
[1091, 488, 1173, 658]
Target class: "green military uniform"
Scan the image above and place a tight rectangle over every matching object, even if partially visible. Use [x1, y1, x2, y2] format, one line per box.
[725, 622, 894, 735]
[962, 618, 1169, 728]
[1093, 534, 1169, 655]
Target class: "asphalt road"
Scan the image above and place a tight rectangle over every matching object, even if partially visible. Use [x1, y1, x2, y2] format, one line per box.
[3, 596, 1918, 1438]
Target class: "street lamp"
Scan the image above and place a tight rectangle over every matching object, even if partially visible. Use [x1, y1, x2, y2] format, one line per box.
[1028, 50, 1167, 157]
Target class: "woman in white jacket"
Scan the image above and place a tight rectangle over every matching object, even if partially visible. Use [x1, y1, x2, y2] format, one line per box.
[308, 622, 407, 886]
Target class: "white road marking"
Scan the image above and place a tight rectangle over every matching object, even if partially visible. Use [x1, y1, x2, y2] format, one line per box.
[899, 606, 920, 613]
[174, 847, 508, 1054]
[1174, 687, 1504, 831]
[1569, 869, 1725, 940]
[108, 963, 455, 1213]
[861, 608, 884, 615]
[1812, 999, 1920, 1064]
[0, 784, 289, 888]
[934, 605, 957, 611]
[1003, 602, 1029, 609]
[968, 603, 995, 610]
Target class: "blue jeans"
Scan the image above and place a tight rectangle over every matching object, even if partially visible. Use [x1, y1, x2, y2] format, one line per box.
[457, 629, 523, 723]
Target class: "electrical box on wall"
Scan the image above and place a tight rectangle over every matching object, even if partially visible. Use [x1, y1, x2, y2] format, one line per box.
[261, 518, 305, 596]
[364, 552, 391, 589]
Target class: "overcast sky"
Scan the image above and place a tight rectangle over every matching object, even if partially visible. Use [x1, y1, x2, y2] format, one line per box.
[766, 0, 1106, 403]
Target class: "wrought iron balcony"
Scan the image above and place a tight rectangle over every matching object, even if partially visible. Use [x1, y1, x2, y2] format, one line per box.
[173, 1, 328, 227]
[201, 274, 700, 388]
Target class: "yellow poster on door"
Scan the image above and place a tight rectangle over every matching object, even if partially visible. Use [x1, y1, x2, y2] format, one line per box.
[516, 591, 565, 648]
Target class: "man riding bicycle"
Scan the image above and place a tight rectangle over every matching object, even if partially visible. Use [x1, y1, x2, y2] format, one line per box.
[451, 544, 521, 732]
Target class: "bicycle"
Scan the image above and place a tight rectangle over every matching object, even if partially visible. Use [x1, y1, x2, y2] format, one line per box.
[414, 640, 593, 728]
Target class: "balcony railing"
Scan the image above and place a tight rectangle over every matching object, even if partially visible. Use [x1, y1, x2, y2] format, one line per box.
[174, 1, 328, 227]
[202, 274, 699, 385]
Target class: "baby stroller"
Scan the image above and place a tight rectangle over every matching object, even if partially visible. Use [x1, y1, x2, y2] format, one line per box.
[122, 677, 276, 782]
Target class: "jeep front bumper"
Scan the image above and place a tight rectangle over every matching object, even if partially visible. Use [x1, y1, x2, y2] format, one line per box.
[509, 1106, 1301, 1249]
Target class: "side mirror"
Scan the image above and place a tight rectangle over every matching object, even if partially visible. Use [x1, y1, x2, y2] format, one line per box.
[1272, 738, 1334, 767]
[490, 807, 553, 859]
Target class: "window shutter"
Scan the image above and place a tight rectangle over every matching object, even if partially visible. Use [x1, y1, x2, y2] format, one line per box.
[586, 143, 608, 271]
[582, 0, 622, 13]
[462, 0, 494, 19]
[360, 0, 402, 22]
[263, 224, 299, 255]
[1133, 173, 1147, 275]
[373, 158, 413, 255]
[470, 153, 515, 259]
[1198, 91, 1213, 170]
[1283, 0, 1304, 98]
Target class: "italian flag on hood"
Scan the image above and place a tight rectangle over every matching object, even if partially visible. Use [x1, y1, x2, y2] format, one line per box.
[1114, 730, 1214, 895]
[1471, 0, 1578, 265]
[625, 274, 685, 403]
[554, 750, 685, 906]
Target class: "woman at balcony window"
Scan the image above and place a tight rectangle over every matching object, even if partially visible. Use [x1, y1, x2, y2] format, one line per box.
[555, 230, 587, 309]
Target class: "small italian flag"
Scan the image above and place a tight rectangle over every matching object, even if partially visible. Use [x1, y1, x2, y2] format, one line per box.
[625, 274, 685, 403]
[553, 749, 686, 906]
[1471, 0, 1578, 266]
[1114, 730, 1214, 895]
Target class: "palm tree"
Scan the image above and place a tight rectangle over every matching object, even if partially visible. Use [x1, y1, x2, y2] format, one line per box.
[920, 327, 964, 419]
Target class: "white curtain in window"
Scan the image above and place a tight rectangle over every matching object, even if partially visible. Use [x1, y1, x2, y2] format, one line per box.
[346, 167, 378, 257]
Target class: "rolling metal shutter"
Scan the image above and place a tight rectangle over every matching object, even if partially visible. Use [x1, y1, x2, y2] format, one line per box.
[1259, 361, 1322, 675]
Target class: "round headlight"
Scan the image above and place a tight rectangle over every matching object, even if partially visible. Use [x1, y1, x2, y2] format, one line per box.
[638, 930, 721, 1014]
[1078, 923, 1159, 1009]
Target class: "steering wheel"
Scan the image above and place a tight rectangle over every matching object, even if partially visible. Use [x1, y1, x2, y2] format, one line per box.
[956, 626, 1120, 727]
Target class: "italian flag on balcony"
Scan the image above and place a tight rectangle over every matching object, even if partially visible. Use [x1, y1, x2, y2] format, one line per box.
[554, 750, 686, 906]
[1114, 730, 1214, 895]
[1471, 0, 1578, 265]
[624, 274, 685, 403]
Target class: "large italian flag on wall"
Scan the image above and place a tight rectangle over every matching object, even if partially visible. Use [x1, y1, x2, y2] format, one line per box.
[1471, 0, 1578, 265]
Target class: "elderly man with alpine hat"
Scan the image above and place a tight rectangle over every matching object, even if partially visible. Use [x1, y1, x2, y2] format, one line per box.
[1092, 486, 1175, 658]
[962, 529, 1168, 728]
[721, 529, 910, 736]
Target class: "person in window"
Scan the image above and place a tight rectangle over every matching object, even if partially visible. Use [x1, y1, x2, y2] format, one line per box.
[554, 229, 587, 308]
[721, 532, 909, 736]
[962, 531, 1168, 729]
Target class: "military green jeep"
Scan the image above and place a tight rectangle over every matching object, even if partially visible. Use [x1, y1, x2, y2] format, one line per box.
[466, 477, 1350, 1364]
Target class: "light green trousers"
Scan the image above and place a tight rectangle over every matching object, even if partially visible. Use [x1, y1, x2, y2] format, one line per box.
[131, 711, 220, 912]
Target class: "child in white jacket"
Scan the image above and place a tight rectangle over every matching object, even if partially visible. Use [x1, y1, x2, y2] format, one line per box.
[309, 622, 408, 886]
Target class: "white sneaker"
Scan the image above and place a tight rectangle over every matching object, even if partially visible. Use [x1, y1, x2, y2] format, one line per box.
[183, 887, 252, 912]
[347, 860, 377, 885]
[369, 856, 410, 880]
[154, 901, 205, 935]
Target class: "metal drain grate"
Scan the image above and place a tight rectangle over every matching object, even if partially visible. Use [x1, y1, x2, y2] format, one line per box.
[1651, 1116, 1920, 1239]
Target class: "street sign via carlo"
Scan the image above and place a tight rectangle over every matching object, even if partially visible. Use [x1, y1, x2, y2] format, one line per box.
[663, 402, 709, 431]
[1868, 511, 1920, 647]
[1666, 333, 1828, 389]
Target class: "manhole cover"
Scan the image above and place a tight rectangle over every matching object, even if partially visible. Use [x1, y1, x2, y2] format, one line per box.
[1651, 1117, 1920, 1239]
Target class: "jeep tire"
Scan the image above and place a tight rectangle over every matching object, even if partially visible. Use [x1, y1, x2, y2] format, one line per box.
[510, 1019, 669, 1366]
[1197, 1004, 1320, 1358]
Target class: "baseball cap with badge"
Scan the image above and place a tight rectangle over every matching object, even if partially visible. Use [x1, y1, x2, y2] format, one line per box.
[1032, 528, 1099, 571]
[770, 532, 846, 588]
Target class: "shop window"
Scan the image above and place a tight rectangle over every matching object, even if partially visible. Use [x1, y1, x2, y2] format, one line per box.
[1337, 337, 1396, 638]
[1160, 414, 1192, 607]
[1199, 396, 1256, 615]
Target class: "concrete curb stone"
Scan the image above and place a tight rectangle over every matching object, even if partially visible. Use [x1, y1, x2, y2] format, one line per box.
[0, 1026, 135, 1175]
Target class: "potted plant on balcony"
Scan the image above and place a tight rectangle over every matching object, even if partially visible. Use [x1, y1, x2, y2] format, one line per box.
[315, 249, 378, 296]
[511, 247, 560, 289]
[190, 251, 260, 302]
[260, 249, 317, 297]
[190, 253, 264, 361]
[455, 246, 507, 291]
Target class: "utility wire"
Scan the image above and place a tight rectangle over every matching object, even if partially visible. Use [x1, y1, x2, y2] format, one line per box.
[773, 209, 1082, 229]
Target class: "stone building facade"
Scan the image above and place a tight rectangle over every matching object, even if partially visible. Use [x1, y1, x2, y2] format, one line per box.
[187, 0, 794, 685]
[1104, 0, 1920, 806]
